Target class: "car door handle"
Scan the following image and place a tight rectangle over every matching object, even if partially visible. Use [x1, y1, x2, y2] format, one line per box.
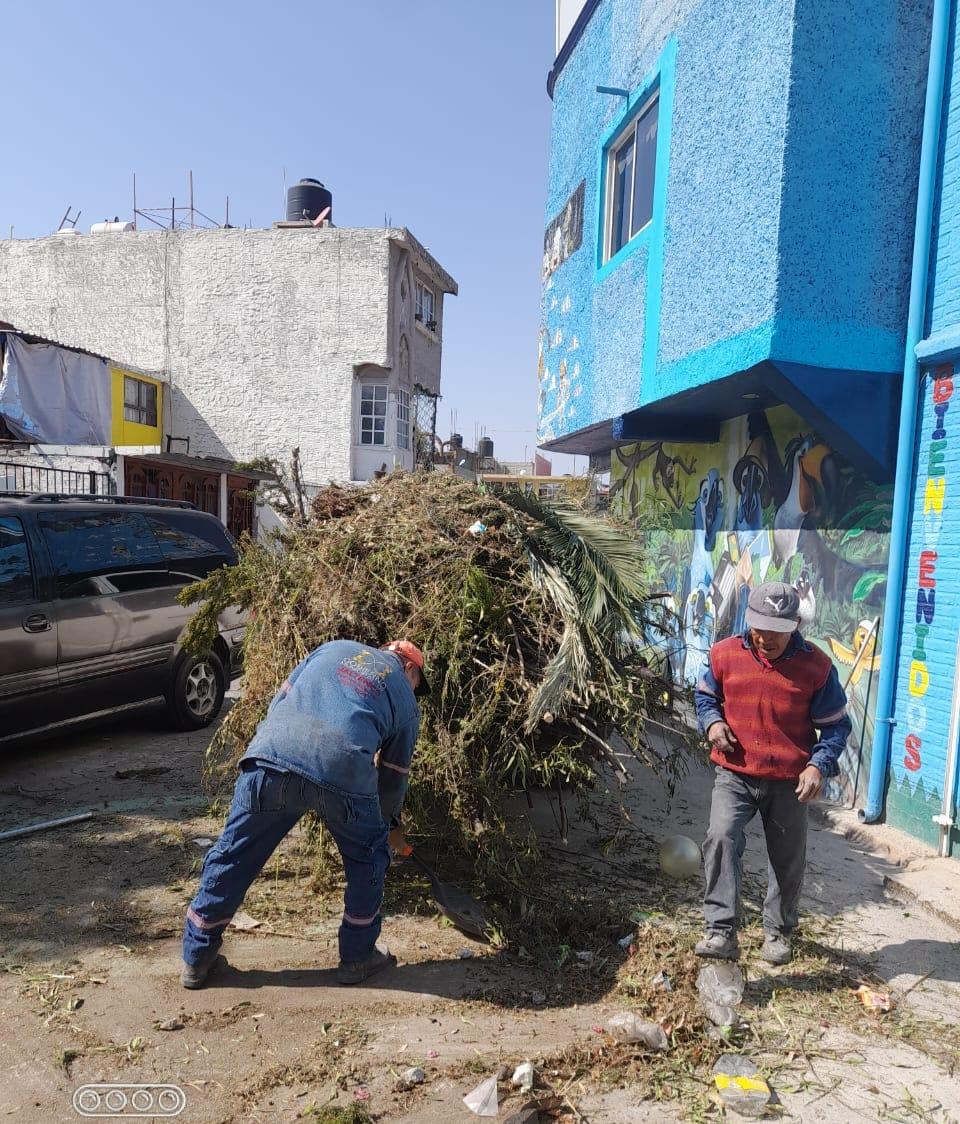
[22, 613, 51, 634]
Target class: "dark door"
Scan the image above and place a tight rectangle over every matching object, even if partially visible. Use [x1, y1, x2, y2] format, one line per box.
[0, 514, 60, 737]
[37, 510, 184, 719]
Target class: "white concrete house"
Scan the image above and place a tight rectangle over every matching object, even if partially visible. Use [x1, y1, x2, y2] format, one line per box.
[0, 223, 457, 502]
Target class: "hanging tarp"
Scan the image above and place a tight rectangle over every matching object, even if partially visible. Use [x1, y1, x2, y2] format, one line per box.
[0, 335, 111, 444]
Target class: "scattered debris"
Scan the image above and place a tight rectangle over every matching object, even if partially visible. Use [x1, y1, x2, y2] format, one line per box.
[712, 1055, 772, 1117]
[155, 1018, 185, 1032]
[457, 948, 476, 959]
[658, 834, 701, 880]
[113, 767, 171, 781]
[697, 962, 745, 1026]
[504, 1108, 540, 1124]
[467, 520, 488, 536]
[651, 970, 673, 991]
[0, 812, 94, 843]
[854, 984, 892, 1012]
[352, 1087, 370, 1101]
[463, 1074, 499, 1117]
[182, 472, 679, 927]
[531, 991, 546, 1006]
[192, 837, 215, 848]
[229, 911, 262, 932]
[394, 1066, 426, 1092]
[511, 1061, 535, 1093]
[426, 1049, 440, 1059]
[575, 950, 594, 964]
[617, 932, 636, 949]
[606, 1012, 668, 1050]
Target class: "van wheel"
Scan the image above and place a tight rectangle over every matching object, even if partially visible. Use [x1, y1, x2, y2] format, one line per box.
[166, 652, 226, 730]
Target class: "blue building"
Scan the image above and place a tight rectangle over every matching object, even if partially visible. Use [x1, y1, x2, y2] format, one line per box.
[539, 0, 960, 852]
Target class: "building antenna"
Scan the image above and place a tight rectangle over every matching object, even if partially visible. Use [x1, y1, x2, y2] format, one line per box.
[56, 206, 81, 232]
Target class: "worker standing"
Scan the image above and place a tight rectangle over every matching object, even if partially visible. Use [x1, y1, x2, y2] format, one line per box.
[181, 639, 428, 989]
[693, 582, 851, 965]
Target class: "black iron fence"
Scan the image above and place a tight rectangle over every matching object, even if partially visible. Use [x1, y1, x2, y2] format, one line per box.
[0, 461, 112, 496]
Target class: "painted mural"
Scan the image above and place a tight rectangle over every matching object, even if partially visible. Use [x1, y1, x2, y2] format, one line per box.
[611, 404, 891, 805]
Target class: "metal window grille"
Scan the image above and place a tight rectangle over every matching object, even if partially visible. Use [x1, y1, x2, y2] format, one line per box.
[411, 385, 438, 470]
[0, 461, 113, 496]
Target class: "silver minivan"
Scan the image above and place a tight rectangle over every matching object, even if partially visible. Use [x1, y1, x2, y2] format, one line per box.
[0, 494, 244, 743]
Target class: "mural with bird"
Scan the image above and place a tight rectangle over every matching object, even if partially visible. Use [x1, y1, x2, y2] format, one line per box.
[610, 403, 892, 805]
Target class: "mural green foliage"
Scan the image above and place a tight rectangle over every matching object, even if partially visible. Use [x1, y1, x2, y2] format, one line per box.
[611, 404, 891, 805]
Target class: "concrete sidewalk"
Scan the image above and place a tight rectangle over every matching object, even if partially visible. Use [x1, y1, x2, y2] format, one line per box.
[812, 800, 960, 934]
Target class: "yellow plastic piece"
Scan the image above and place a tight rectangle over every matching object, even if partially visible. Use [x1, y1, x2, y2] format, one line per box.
[714, 1075, 770, 1094]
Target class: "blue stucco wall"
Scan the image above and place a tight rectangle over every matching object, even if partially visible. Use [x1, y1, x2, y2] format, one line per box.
[539, 0, 931, 448]
[775, 0, 930, 374]
[929, 15, 960, 338]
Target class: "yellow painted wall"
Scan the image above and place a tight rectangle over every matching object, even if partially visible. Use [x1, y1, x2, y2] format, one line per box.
[111, 367, 163, 447]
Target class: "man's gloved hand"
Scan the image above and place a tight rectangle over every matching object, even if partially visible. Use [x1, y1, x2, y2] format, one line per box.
[795, 764, 824, 803]
[707, 721, 738, 753]
[388, 826, 409, 855]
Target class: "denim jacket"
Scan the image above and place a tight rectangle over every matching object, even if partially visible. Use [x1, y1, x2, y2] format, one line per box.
[241, 640, 420, 824]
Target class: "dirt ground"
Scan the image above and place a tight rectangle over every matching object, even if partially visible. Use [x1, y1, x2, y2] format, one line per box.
[2, 699, 960, 1123]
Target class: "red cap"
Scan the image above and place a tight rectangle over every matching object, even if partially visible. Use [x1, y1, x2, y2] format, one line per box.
[381, 640, 430, 697]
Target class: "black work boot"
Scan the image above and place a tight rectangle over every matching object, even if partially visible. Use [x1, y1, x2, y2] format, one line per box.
[337, 948, 398, 986]
[180, 952, 223, 990]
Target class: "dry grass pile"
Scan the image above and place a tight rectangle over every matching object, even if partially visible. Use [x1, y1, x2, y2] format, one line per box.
[181, 472, 682, 899]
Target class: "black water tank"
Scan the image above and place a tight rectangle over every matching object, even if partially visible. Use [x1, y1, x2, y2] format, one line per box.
[449, 433, 463, 450]
[478, 437, 494, 460]
[286, 178, 333, 223]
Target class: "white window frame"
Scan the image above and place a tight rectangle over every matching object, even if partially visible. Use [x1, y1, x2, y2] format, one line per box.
[396, 388, 411, 450]
[603, 89, 660, 263]
[415, 280, 437, 331]
[359, 383, 388, 446]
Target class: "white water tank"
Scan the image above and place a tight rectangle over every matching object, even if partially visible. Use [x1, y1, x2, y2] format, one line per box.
[90, 220, 134, 234]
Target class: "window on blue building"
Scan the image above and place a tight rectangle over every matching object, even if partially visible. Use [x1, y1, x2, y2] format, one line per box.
[605, 92, 659, 261]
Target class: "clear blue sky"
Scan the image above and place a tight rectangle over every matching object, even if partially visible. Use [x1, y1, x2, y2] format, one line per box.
[1, 0, 575, 467]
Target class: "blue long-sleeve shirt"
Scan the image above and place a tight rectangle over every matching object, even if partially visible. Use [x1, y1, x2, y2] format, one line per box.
[694, 631, 851, 779]
[242, 640, 420, 824]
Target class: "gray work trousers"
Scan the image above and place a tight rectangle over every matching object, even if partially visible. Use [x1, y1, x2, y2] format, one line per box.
[702, 766, 807, 938]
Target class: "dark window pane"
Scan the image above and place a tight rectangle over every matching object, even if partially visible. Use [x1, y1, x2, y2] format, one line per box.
[0, 516, 34, 605]
[610, 132, 634, 256]
[142, 383, 158, 427]
[39, 511, 164, 597]
[146, 512, 236, 578]
[630, 98, 659, 236]
[124, 377, 139, 407]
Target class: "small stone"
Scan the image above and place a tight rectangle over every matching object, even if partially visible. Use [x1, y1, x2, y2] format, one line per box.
[394, 1066, 427, 1091]
[155, 1018, 184, 1032]
[531, 990, 546, 1006]
[457, 948, 475, 959]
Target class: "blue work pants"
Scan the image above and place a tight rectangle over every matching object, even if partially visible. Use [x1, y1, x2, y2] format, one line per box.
[183, 762, 391, 967]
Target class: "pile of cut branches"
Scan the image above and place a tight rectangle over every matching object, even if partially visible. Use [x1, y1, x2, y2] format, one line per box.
[181, 472, 683, 886]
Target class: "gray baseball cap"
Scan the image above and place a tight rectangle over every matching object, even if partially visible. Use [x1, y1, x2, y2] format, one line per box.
[745, 581, 801, 633]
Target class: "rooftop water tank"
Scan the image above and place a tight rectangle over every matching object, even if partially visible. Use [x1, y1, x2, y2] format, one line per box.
[448, 433, 464, 450]
[478, 437, 494, 460]
[90, 220, 134, 234]
[286, 178, 333, 223]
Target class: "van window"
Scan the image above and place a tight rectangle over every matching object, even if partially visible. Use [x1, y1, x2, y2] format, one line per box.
[147, 512, 237, 578]
[38, 511, 164, 597]
[0, 516, 34, 605]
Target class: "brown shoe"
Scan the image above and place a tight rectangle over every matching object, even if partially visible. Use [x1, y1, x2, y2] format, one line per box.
[337, 948, 398, 986]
